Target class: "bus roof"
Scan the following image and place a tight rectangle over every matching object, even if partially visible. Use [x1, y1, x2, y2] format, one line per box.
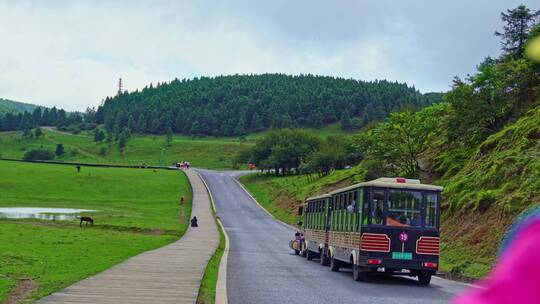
[328, 177, 443, 195]
[305, 193, 332, 201]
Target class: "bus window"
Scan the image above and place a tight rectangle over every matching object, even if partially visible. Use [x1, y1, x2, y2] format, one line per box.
[426, 193, 438, 228]
[387, 190, 422, 227]
[338, 195, 342, 231]
[362, 188, 369, 226]
[352, 190, 360, 231]
[372, 190, 385, 225]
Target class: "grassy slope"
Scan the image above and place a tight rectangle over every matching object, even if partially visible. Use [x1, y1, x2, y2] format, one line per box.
[0, 161, 191, 302]
[239, 165, 367, 224]
[436, 105, 540, 278]
[239, 106, 540, 279]
[0, 129, 251, 169]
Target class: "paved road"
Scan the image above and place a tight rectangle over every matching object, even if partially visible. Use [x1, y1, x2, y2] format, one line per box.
[198, 169, 469, 304]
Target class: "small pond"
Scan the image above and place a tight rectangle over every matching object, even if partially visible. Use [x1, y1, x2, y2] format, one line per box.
[0, 207, 95, 221]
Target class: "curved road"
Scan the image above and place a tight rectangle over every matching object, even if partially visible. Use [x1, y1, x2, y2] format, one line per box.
[198, 169, 469, 304]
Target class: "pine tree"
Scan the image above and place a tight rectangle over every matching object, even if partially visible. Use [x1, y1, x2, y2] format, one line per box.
[22, 126, 32, 138]
[118, 132, 127, 149]
[32, 108, 42, 126]
[495, 5, 540, 56]
[281, 114, 293, 129]
[127, 115, 135, 131]
[41, 108, 50, 125]
[250, 112, 264, 132]
[190, 121, 201, 135]
[234, 118, 246, 135]
[136, 114, 146, 133]
[34, 127, 43, 137]
[340, 110, 352, 130]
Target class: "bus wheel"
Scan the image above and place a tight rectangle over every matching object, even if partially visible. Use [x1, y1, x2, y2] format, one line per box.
[418, 272, 432, 286]
[306, 250, 314, 261]
[330, 256, 340, 272]
[353, 264, 367, 281]
[319, 252, 329, 266]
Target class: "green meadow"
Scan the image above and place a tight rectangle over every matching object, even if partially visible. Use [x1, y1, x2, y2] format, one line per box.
[0, 160, 191, 303]
[0, 129, 252, 169]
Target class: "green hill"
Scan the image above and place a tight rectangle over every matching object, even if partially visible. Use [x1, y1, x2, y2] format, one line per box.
[94, 74, 441, 137]
[0, 98, 41, 114]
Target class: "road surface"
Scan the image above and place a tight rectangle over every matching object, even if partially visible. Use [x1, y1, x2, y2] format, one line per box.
[198, 169, 469, 304]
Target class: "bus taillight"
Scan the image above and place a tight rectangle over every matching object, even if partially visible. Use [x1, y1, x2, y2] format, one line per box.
[416, 236, 440, 255]
[423, 262, 438, 269]
[367, 259, 382, 265]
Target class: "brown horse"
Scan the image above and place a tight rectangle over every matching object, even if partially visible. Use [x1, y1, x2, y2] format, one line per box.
[79, 216, 94, 227]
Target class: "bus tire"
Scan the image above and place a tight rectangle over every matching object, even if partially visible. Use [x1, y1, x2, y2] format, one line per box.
[330, 256, 340, 272]
[306, 250, 314, 261]
[418, 272, 432, 286]
[319, 252, 329, 266]
[353, 264, 367, 281]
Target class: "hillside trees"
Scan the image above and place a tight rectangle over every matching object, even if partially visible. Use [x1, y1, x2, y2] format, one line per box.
[93, 74, 439, 137]
[354, 104, 445, 178]
[242, 129, 320, 174]
[446, 7, 540, 147]
[0, 105, 77, 132]
[495, 5, 540, 56]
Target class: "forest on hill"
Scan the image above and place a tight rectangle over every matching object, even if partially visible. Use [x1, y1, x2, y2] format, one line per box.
[239, 5, 540, 278]
[90, 75, 440, 137]
[0, 98, 41, 114]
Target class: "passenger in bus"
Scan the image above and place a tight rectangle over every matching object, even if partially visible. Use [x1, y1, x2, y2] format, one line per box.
[410, 213, 421, 227]
[373, 204, 384, 224]
[386, 213, 408, 227]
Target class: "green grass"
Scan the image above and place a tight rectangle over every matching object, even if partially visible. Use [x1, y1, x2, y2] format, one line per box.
[196, 221, 225, 304]
[0, 160, 191, 302]
[0, 129, 252, 169]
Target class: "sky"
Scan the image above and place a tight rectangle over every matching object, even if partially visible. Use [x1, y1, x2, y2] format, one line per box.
[0, 0, 537, 111]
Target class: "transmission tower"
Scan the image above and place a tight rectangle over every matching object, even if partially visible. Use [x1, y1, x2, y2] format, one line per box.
[118, 78, 123, 95]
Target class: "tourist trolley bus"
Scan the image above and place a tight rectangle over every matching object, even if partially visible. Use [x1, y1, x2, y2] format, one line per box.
[299, 177, 442, 285]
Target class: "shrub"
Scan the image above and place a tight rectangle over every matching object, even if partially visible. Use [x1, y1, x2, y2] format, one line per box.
[99, 147, 107, 156]
[23, 149, 55, 161]
[55, 144, 65, 156]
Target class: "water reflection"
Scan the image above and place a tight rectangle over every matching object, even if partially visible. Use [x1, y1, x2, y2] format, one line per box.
[0, 207, 95, 221]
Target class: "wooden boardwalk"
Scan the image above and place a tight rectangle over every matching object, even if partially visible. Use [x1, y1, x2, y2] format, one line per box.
[36, 170, 220, 304]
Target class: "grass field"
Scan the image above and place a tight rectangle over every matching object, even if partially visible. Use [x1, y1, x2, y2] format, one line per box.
[0, 160, 191, 303]
[0, 123, 353, 170]
[0, 129, 252, 169]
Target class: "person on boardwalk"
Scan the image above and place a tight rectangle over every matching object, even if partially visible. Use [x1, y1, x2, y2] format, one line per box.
[190, 216, 198, 227]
